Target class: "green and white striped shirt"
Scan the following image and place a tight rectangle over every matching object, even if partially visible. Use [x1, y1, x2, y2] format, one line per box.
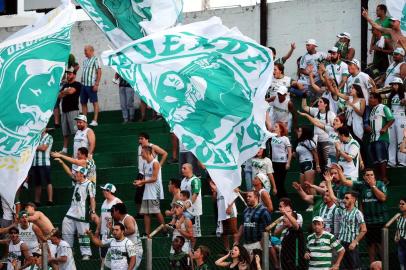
[369, 104, 394, 142]
[81, 56, 100, 86]
[397, 215, 406, 239]
[307, 231, 344, 269]
[338, 207, 365, 243]
[33, 133, 53, 166]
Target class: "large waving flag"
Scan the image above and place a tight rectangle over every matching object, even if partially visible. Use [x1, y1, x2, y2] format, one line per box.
[76, 0, 183, 48]
[0, 0, 76, 205]
[102, 17, 273, 204]
[387, 0, 406, 34]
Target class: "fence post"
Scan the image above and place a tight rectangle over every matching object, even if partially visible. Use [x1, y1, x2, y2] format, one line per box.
[262, 232, 270, 270]
[382, 228, 389, 270]
[146, 238, 153, 270]
[42, 242, 48, 270]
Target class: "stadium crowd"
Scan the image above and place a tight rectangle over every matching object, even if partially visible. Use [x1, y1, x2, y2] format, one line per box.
[0, 3, 406, 270]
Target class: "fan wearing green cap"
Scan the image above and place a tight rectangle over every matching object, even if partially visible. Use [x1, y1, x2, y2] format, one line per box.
[305, 216, 345, 270]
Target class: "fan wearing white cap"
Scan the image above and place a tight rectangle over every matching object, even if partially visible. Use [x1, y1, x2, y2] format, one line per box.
[387, 77, 406, 167]
[98, 183, 122, 269]
[298, 39, 328, 90]
[326, 46, 349, 92]
[335, 32, 355, 61]
[382, 47, 405, 87]
[362, 8, 406, 51]
[305, 216, 345, 270]
[252, 173, 273, 213]
[345, 58, 374, 105]
[267, 85, 297, 132]
[73, 113, 96, 161]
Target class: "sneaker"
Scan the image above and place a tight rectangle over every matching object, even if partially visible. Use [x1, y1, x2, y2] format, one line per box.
[306, 206, 313, 212]
[46, 201, 55, 206]
[82, 255, 90, 261]
[59, 150, 68, 155]
[89, 120, 98, 126]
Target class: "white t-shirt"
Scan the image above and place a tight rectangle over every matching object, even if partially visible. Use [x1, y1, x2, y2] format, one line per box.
[1, 197, 14, 221]
[345, 72, 372, 105]
[296, 140, 316, 163]
[345, 98, 364, 140]
[56, 240, 76, 270]
[142, 160, 162, 200]
[181, 176, 203, 216]
[270, 136, 291, 163]
[388, 94, 405, 116]
[18, 223, 39, 253]
[267, 76, 292, 97]
[384, 61, 404, 86]
[73, 128, 90, 159]
[217, 190, 237, 221]
[251, 157, 273, 192]
[299, 51, 328, 84]
[270, 98, 290, 124]
[337, 138, 360, 180]
[326, 60, 349, 86]
[100, 197, 122, 240]
[66, 180, 96, 221]
[119, 214, 143, 256]
[309, 107, 336, 142]
[325, 125, 340, 157]
[102, 237, 136, 270]
[8, 240, 26, 270]
[322, 91, 339, 114]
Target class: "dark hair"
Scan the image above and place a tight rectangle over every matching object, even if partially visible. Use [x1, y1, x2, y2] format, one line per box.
[139, 132, 150, 140]
[8, 227, 19, 234]
[268, 46, 276, 56]
[180, 190, 190, 199]
[364, 168, 374, 174]
[351, 84, 365, 98]
[169, 178, 181, 189]
[377, 4, 387, 13]
[388, 82, 405, 109]
[25, 202, 37, 210]
[344, 191, 359, 199]
[52, 229, 63, 239]
[111, 203, 128, 214]
[370, 92, 382, 103]
[400, 198, 406, 204]
[197, 245, 210, 262]
[279, 197, 293, 208]
[247, 190, 260, 199]
[78, 147, 89, 157]
[251, 249, 262, 270]
[337, 126, 350, 137]
[113, 222, 125, 231]
[234, 244, 251, 264]
[297, 125, 314, 142]
[319, 97, 330, 113]
[256, 148, 266, 158]
[175, 236, 185, 246]
[274, 63, 285, 74]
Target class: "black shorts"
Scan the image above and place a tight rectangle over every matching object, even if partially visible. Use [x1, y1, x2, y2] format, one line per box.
[366, 223, 384, 245]
[299, 161, 314, 174]
[30, 166, 51, 186]
[100, 245, 108, 258]
[342, 242, 361, 269]
[134, 173, 145, 204]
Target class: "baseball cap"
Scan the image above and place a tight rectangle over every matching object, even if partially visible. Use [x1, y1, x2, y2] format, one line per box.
[255, 173, 268, 187]
[328, 46, 339, 53]
[276, 85, 288, 95]
[100, 183, 117, 193]
[172, 200, 185, 208]
[312, 216, 324, 223]
[73, 166, 88, 175]
[389, 16, 400, 22]
[74, 114, 87, 122]
[394, 47, 405, 56]
[18, 210, 28, 218]
[347, 58, 360, 69]
[306, 39, 318, 47]
[337, 32, 351, 39]
[389, 77, 403, 85]
[32, 249, 42, 257]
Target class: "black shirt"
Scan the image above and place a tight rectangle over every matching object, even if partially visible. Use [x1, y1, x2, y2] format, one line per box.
[61, 81, 81, 113]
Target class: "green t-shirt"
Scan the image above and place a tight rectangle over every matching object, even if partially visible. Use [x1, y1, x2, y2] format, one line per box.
[332, 183, 351, 208]
[352, 180, 388, 224]
[195, 263, 209, 270]
[312, 195, 323, 217]
[375, 17, 392, 39]
[169, 251, 191, 270]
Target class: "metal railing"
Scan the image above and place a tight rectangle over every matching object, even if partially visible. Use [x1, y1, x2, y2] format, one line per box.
[382, 213, 401, 270]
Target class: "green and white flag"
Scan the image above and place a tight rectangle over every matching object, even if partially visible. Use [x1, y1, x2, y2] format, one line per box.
[0, 0, 75, 205]
[76, 0, 183, 48]
[387, 0, 406, 34]
[102, 17, 273, 204]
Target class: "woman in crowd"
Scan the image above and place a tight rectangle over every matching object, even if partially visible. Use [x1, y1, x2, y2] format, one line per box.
[293, 126, 320, 204]
[396, 198, 406, 270]
[302, 97, 336, 172]
[269, 122, 292, 198]
[387, 77, 406, 167]
[251, 148, 277, 195]
[252, 173, 274, 213]
[297, 112, 345, 165]
[215, 244, 251, 269]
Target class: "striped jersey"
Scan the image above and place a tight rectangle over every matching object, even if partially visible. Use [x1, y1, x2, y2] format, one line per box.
[66, 180, 96, 222]
[352, 180, 388, 224]
[33, 133, 53, 166]
[81, 56, 100, 86]
[369, 104, 394, 142]
[307, 231, 344, 269]
[337, 138, 360, 180]
[318, 203, 340, 237]
[397, 215, 406, 239]
[338, 207, 365, 243]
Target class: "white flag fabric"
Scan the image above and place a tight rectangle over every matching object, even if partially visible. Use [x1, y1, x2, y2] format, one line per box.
[102, 17, 273, 204]
[386, 0, 406, 35]
[76, 0, 183, 48]
[0, 1, 76, 205]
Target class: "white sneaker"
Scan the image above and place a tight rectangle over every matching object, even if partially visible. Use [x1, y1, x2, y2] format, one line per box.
[82, 255, 90, 261]
[89, 120, 98, 126]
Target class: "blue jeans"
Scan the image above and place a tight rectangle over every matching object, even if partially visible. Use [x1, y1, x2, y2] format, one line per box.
[398, 239, 406, 269]
[244, 170, 252, 191]
[119, 86, 135, 121]
[369, 141, 389, 164]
